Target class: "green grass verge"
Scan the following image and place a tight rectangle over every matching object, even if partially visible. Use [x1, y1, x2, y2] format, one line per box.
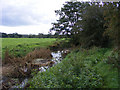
[28, 47, 119, 88]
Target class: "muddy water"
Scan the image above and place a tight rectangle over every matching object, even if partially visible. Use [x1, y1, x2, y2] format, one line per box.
[9, 51, 63, 89]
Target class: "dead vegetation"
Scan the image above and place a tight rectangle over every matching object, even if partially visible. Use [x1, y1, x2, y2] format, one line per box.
[2, 48, 54, 78]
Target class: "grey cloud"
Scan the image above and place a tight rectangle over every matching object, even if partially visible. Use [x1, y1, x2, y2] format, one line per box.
[1, 4, 52, 26]
[0, 0, 65, 27]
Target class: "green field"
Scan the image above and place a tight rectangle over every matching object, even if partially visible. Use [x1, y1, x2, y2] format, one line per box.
[2, 38, 56, 59]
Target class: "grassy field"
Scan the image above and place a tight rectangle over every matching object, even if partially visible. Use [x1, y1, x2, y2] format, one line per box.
[2, 38, 56, 59]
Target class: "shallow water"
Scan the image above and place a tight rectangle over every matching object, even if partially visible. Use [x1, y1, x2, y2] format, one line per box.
[39, 66, 49, 72]
[10, 78, 28, 89]
[51, 51, 62, 64]
[10, 51, 63, 88]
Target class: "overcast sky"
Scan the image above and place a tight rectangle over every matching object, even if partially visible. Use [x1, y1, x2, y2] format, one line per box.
[0, 0, 90, 35]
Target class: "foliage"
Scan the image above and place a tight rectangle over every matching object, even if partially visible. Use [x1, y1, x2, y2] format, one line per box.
[50, 1, 110, 47]
[103, 2, 120, 47]
[79, 3, 109, 48]
[51, 1, 120, 48]
[50, 2, 90, 42]
[1, 32, 65, 38]
[28, 47, 119, 88]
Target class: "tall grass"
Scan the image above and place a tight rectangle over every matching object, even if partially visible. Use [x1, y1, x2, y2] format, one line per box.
[28, 47, 119, 88]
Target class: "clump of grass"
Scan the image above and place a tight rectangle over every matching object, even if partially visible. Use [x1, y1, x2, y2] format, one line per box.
[3, 48, 16, 64]
[25, 48, 52, 60]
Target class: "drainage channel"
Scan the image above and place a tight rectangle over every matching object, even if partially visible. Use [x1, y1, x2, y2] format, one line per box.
[8, 51, 63, 89]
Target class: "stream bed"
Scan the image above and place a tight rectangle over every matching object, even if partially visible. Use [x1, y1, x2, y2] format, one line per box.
[1, 50, 65, 89]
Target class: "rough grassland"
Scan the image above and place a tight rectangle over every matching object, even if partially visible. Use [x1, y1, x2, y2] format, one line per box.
[28, 47, 119, 88]
[2, 38, 56, 59]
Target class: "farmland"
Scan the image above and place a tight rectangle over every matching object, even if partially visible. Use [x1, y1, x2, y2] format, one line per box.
[2, 38, 57, 59]
[1, 0, 120, 89]
[1, 38, 119, 89]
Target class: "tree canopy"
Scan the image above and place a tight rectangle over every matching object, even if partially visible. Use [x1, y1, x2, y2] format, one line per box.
[50, 1, 120, 48]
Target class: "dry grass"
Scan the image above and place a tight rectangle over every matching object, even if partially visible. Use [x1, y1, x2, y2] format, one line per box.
[2, 48, 53, 77]
[3, 48, 52, 64]
[25, 48, 52, 60]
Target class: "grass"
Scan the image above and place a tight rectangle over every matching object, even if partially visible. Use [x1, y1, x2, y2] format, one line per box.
[1, 38, 119, 88]
[28, 47, 119, 88]
[2, 38, 56, 59]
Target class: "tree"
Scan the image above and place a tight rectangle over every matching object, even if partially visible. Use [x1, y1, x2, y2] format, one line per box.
[50, 1, 90, 45]
[78, 2, 108, 48]
[103, 2, 120, 47]
[2, 33, 8, 38]
[51, 1, 89, 36]
[38, 33, 43, 38]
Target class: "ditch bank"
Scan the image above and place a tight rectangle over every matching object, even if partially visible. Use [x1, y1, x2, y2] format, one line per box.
[1, 49, 70, 89]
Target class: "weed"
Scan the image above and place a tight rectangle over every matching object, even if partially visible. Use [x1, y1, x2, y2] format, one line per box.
[28, 47, 119, 88]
